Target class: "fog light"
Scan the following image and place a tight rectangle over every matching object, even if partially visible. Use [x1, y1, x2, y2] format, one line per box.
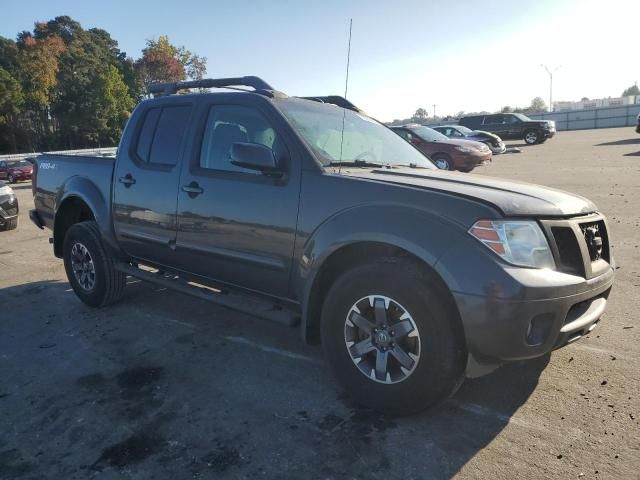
[526, 314, 554, 346]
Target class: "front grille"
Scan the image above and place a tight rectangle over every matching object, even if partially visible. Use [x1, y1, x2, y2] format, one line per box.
[544, 215, 611, 279]
[579, 220, 609, 262]
[4, 207, 17, 216]
[551, 226, 584, 276]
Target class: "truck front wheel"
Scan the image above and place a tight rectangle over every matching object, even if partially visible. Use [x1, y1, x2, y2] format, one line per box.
[320, 259, 466, 415]
[63, 221, 125, 307]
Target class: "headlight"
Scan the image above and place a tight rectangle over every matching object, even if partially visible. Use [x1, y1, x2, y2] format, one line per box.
[468, 220, 555, 269]
[455, 146, 473, 153]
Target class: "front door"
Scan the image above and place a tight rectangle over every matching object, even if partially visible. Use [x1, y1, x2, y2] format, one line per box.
[174, 98, 300, 298]
[113, 101, 193, 266]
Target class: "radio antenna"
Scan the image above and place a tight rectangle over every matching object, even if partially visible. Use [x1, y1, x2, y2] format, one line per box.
[338, 18, 353, 174]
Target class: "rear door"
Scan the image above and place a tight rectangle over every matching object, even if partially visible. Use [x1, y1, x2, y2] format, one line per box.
[482, 114, 507, 136]
[113, 101, 193, 265]
[173, 95, 301, 297]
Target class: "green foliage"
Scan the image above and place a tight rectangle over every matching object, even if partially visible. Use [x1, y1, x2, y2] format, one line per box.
[621, 84, 639, 97]
[0, 66, 24, 151]
[95, 65, 135, 145]
[528, 97, 547, 113]
[0, 17, 206, 153]
[0, 66, 24, 119]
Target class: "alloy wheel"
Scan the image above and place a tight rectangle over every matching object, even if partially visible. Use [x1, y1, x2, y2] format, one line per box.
[70, 242, 96, 291]
[434, 158, 450, 170]
[344, 295, 421, 384]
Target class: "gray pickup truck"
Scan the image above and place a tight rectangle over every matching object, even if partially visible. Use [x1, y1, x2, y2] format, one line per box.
[30, 77, 614, 414]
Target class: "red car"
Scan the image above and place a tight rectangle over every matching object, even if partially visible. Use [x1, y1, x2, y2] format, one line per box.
[391, 124, 492, 172]
[0, 159, 33, 183]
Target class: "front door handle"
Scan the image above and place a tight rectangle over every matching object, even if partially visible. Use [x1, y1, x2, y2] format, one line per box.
[119, 174, 136, 187]
[182, 181, 204, 197]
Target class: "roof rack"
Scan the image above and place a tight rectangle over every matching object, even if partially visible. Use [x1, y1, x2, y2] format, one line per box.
[148, 76, 274, 96]
[301, 96, 362, 113]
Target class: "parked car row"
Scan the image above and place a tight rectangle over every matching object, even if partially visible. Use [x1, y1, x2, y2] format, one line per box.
[390, 112, 556, 172]
[390, 125, 492, 172]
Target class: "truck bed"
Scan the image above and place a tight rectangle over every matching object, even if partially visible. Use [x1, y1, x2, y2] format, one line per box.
[34, 154, 116, 231]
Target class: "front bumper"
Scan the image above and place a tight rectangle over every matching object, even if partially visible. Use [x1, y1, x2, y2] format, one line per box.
[8, 172, 32, 181]
[0, 194, 19, 225]
[542, 128, 556, 139]
[455, 265, 614, 370]
[452, 151, 492, 170]
[490, 142, 506, 154]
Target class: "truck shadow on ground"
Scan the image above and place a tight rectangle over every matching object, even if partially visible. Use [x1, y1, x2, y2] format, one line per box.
[0, 279, 548, 479]
[595, 138, 640, 147]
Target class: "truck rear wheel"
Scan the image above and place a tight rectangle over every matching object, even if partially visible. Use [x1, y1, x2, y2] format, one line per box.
[320, 259, 466, 415]
[63, 221, 125, 307]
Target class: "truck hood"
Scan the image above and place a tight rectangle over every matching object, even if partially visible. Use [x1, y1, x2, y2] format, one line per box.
[343, 168, 597, 217]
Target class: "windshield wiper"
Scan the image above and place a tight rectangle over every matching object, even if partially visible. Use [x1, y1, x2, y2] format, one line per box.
[327, 160, 387, 168]
[394, 163, 431, 169]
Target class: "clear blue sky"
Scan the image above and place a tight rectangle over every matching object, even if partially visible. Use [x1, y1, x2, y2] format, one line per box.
[1, 0, 637, 120]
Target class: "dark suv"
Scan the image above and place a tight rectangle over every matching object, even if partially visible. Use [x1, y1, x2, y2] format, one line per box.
[459, 113, 556, 145]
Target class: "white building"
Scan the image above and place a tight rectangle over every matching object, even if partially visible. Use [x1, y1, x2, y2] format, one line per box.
[553, 95, 638, 112]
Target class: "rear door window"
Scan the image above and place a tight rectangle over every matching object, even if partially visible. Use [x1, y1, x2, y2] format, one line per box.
[135, 105, 192, 166]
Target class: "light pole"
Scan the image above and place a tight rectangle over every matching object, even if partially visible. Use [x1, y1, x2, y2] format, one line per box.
[540, 64, 559, 112]
[432, 104, 437, 118]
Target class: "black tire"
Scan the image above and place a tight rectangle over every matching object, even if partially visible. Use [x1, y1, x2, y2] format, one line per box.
[321, 259, 466, 415]
[0, 217, 18, 231]
[63, 221, 125, 307]
[523, 129, 540, 145]
[432, 154, 453, 171]
[7, 174, 15, 184]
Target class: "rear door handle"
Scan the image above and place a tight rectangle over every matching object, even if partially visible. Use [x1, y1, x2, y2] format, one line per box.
[182, 181, 204, 197]
[119, 174, 136, 187]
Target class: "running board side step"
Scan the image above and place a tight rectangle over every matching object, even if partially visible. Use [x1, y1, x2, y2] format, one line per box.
[114, 262, 300, 327]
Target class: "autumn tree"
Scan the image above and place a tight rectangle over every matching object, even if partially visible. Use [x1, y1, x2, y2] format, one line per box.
[135, 35, 207, 86]
[0, 17, 206, 153]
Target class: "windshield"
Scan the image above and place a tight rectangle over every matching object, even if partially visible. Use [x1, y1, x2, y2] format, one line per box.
[455, 125, 473, 134]
[407, 125, 449, 142]
[6, 160, 30, 168]
[513, 113, 531, 122]
[276, 99, 435, 169]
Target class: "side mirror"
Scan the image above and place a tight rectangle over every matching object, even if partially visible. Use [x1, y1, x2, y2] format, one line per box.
[230, 142, 280, 174]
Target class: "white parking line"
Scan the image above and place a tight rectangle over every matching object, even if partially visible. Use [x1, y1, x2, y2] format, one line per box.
[451, 401, 533, 429]
[222, 335, 323, 365]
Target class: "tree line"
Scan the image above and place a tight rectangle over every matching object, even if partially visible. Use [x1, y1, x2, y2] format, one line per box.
[0, 16, 206, 154]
